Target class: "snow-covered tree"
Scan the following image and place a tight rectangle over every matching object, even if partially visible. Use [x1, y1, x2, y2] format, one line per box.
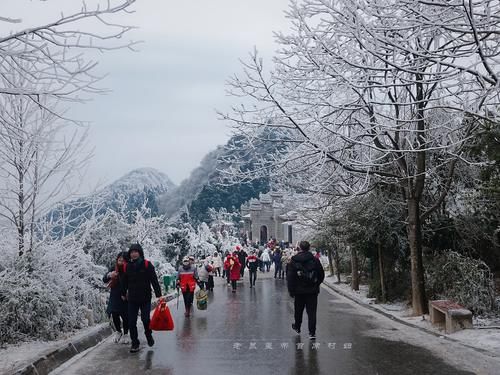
[222, 0, 500, 315]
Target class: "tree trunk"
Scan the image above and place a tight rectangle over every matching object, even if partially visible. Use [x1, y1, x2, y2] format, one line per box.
[407, 197, 427, 315]
[334, 248, 341, 283]
[327, 246, 335, 277]
[351, 246, 359, 291]
[378, 240, 387, 303]
[18, 168, 25, 257]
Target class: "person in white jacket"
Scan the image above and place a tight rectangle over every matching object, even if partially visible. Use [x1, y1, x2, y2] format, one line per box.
[261, 249, 271, 272]
[212, 251, 222, 277]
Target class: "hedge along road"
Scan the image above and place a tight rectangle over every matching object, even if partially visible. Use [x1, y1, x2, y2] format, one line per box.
[50, 274, 499, 375]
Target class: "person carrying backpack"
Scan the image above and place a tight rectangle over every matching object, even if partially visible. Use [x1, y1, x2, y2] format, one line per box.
[177, 256, 200, 317]
[121, 243, 163, 353]
[103, 251, 129, 344]
[287, 240, 325, 340]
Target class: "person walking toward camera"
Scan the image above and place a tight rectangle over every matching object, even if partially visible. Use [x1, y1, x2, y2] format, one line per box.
[103, 251, 129, 344]
[225, 252, 241, 293]
[246, 250, 259, 288]
[121, 243, 163, 353]
[177, 256, 200, 317]
[287, 241, 325, 340]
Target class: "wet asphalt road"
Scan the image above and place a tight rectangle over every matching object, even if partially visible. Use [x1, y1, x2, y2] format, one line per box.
[51, 274, 477, 375]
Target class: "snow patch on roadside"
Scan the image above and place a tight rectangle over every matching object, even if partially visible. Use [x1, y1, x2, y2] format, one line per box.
[323, 275, 500, 355]
[0, 324, 108, 374]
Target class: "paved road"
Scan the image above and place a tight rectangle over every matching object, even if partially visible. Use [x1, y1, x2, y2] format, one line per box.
[52, 274, 496, 375]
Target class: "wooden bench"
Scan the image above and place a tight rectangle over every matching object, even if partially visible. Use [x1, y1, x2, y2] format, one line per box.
[429, 300, 473, 334]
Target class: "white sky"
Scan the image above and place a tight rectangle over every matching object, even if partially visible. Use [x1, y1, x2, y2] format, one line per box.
[2, 0, 291, 191]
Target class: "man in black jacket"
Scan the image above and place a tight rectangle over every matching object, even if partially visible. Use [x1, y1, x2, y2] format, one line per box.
[287, 240, 325, 340]
[121, 243, 162, 353]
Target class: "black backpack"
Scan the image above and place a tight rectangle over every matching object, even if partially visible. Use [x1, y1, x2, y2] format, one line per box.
[294, 259, 319, 285]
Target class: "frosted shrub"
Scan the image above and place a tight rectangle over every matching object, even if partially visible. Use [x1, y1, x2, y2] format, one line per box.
[426, 250, 496, 315]
[0, 241, 106, 345]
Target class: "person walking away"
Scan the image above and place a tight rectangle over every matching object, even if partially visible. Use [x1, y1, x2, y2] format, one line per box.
[237, 246, 248, 278]
[103, 252, 129, 344]
[257, 248, 264, 272]
[121, 244, 162, 353]
[212, 251, 222, 277]
[273, 249, 283, 279]
[262, 249, 271, 272]
[177, 256, 199, 317]
[246, 250, 259, 288]
[226, 252, 241, 293]
[287, 241, 325, 340]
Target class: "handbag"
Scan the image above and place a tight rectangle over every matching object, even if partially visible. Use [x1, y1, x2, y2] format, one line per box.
[149, 301, 174, 331]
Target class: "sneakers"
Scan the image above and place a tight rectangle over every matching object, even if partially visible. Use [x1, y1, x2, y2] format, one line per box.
[113, 332, 123, 343]
[309, 333, 316, 340]
[121, 334, 130, 345]
[146, 333, 155, 347]
[292, 323, 301, 334]
[130, 342, 140, 353]
[231, 289, 236, 293]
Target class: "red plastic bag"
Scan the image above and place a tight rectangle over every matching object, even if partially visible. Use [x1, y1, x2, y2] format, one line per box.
[149, 301, 174, 331]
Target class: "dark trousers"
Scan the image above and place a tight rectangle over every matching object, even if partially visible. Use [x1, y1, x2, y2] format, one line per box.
[183, 291, 194, 310]
[231, 280, 237, 291]
[128, 300, 152, 345]
[249, 270, 257, 286]
[240, 266, 245, 277]
[274, 264, 283, 278]
[226, 271, 231, 284]
[207, 275, 214, 291]
[293, 294, 318, 335]
[112, 311, 129, 334]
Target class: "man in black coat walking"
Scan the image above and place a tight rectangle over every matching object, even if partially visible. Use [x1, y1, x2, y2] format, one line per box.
[121, 243, 162, 353]
[287, 240, 325, 340]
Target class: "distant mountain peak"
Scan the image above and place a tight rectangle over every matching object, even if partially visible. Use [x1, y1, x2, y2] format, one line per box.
[106, 168, 176, 194]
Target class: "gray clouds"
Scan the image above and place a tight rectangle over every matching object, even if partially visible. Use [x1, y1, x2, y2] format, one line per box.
[70, 0, 292, 191]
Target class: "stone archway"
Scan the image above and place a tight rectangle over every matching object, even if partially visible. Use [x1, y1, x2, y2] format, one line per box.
[260, 225, 268, 245]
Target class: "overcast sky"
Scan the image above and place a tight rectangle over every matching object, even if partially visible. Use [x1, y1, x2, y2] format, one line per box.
[3, 0, 291, 192]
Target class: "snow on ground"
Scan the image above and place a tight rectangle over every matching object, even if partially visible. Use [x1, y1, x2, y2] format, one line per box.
[0, 323, 108, 374]
[323, 275, 500, 355]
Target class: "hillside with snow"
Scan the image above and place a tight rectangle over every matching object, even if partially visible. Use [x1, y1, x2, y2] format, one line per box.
[102, 167, 176, 196]
[48, 168, 176, 233]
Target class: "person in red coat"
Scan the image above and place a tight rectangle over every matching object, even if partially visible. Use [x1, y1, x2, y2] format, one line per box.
[224, 252, 241, 293]
[177, 257, 199, 317]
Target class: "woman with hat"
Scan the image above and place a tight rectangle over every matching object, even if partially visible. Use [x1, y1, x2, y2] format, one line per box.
[177, 256, 200, 317]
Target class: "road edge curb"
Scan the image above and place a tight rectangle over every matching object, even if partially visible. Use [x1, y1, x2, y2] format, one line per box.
[11, 324, 112, 375]
[10, 293, 179, 375]
[322, 280, 499, 358]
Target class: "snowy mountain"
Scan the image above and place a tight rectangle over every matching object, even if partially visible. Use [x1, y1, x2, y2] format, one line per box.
[103, 167, 176, 196]
[48, 168, 176, 234]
